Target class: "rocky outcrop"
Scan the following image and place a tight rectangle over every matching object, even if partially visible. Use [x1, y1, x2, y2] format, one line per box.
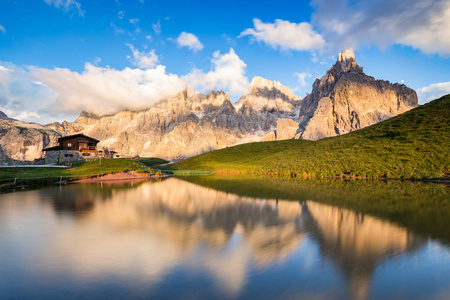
[0, 112, 60, 164]
[274, 119, 299, 141]
[298, 49, 418, 140]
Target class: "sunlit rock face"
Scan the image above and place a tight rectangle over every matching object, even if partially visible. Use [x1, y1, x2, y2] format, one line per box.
[0, 112, 60, 164]
[297, 49, 418, 140]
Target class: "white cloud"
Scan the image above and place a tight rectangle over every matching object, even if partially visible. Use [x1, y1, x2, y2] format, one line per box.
[118, 10, 125, 19]
[146, 35, 152, 41]
[417, 82, 450, 104]
[126, 44, 159, 69]
[183, 48, 250, 96]
[0, 24, 5, 34]
[31, 63, 187, 117]
[33, 48, 251, 117]
[239, 18, 325, 51]
[0, 62, 58, 123]
[0, 49, 251, 121]
[152, 20, 161, 34]
[175, 32, 203, 52]
[43, 0, 84, 17]
[311, 0, 450, 55]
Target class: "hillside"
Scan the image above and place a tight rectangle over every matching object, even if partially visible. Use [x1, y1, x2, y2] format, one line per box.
[171, 94, 450, 179]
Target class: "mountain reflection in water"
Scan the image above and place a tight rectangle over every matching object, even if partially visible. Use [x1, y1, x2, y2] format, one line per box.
[0, 177, 448, 300]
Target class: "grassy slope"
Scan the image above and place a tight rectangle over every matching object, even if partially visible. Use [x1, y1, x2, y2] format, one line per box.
[171, 95, 450, 179]
[0, 158, 154, 185]
[138, 157, 170, 167]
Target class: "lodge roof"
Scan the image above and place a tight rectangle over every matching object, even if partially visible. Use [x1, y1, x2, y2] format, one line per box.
[57, 133, 100, 143]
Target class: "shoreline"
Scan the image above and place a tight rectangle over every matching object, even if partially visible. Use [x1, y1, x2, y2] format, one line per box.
[2, 170, 448, 193]
[72, 171, 169, 183]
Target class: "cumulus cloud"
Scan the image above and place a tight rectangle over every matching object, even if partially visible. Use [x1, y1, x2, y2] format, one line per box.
[417, 82, 450, 104]
[0, 49, 250, 121]
[31, 64, 187, 117]
[0, 62, 58, 123]
[311, 0, 450, 55]
[183, 48, 250, 96]
[0, 24, 5, 34]
[239, 18, 325, 51]
[43, 0, 84, 17]
[175, 32, 204, 52]
[126, 44, 159, 69]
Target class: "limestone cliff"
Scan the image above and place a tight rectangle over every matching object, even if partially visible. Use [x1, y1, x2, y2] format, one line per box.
[0, 112, 60, 165]
[297, 49, 418, 140]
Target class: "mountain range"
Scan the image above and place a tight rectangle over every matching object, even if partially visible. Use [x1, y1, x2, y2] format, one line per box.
[0, 49, 418, 164]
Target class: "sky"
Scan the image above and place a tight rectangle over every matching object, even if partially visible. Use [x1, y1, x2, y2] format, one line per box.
[0, 0, 449, 124]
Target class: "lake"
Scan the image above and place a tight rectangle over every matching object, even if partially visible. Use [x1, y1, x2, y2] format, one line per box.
[0, 177, 449, 299]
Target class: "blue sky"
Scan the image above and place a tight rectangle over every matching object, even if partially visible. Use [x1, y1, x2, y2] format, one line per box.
[0, 0, 449, 123]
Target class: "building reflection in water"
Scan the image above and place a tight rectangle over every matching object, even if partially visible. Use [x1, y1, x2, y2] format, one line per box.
[0, 178, 426, 299]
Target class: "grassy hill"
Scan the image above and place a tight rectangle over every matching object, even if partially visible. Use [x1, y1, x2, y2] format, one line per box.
[171, 95, 450, 179]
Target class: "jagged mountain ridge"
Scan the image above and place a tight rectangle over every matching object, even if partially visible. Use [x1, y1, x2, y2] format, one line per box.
[46, 77, 302, 159]
[0, 50, 418, 163]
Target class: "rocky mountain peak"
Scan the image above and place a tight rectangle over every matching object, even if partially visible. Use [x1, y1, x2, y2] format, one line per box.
[297, 49, 417, 140]
[334, 49, 363, 74]
[250, 76, 299, 100]
[338, 48, 355, 62]
[75, 111, 101, 126]
[205, 91, 230, 106]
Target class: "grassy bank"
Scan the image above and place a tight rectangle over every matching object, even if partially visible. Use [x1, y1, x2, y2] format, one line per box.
[0, 158, 158, 188]
[170, 95, 450, 180]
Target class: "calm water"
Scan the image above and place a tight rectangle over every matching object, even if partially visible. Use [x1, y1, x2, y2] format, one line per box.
[0, 177, 449, 300]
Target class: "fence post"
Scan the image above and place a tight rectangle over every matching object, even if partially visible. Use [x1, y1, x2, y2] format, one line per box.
[14, 177, 16, 185]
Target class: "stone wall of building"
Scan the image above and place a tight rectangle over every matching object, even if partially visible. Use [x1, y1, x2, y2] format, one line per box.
[44, 150, 101, 164]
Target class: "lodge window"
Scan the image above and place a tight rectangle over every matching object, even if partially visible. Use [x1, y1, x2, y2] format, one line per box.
[82, 153, 90, 157]
[67, 143, 72, 147]
[64, 154, 74, 157]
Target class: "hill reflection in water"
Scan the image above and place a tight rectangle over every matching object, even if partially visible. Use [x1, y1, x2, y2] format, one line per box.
[0, 177, 448, 300]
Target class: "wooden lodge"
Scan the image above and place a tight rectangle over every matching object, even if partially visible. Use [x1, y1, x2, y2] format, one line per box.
[42, 133, 115, 164]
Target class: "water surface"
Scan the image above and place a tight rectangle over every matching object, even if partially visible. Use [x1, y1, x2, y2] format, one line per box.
[0, 177, 449, 299]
